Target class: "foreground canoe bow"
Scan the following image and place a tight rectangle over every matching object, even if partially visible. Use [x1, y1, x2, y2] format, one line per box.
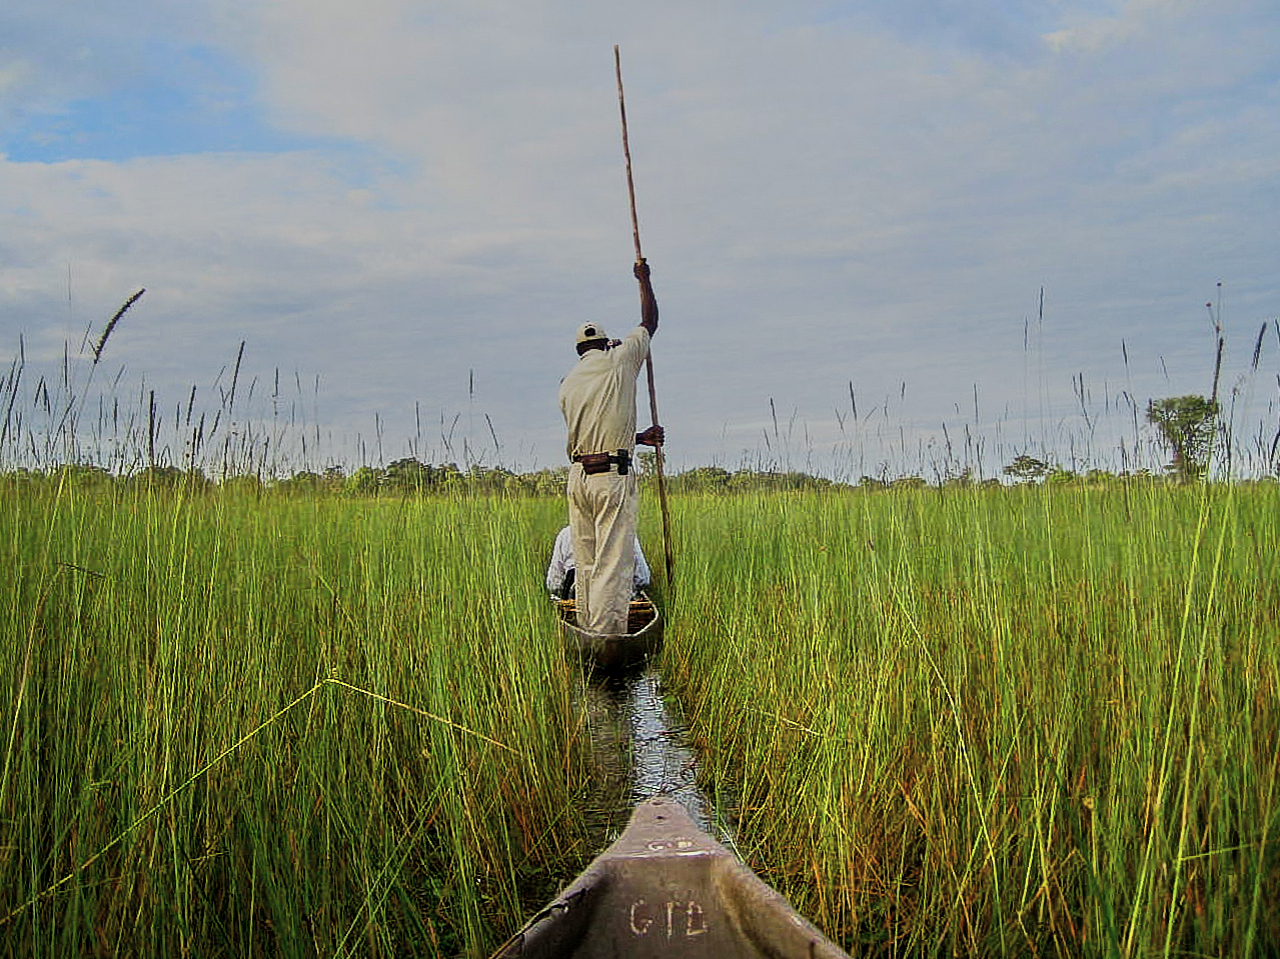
[492, 798, 850, 958]
[555, 592, 663, 674]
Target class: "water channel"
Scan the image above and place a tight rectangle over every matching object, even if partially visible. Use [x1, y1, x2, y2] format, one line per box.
[579, 665, 737, 845]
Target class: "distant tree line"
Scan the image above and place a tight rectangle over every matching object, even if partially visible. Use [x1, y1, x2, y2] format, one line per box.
[0, 392, 1250, 496]
[6, 447, 1276, 500]
[0, 458, 850, 497]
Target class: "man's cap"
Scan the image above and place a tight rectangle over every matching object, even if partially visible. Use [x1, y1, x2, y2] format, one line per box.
[576, 322, 609, 345]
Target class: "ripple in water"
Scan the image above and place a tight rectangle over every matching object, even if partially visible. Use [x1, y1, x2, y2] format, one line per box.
[582, 666, 734, 843]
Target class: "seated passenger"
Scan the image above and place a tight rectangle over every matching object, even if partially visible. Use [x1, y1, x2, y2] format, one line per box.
[546, 525, 650, 599]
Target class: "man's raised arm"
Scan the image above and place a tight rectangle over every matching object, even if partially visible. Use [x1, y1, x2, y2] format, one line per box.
[634, 259, 658, 336]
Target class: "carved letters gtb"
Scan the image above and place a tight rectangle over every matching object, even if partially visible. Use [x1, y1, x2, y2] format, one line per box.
[628, 899, 708, 938]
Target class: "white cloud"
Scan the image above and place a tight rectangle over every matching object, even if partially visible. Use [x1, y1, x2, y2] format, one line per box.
[1, 0, 1279, 477]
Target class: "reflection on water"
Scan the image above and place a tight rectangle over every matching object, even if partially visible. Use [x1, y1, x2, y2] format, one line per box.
[580, 666, 734, 843]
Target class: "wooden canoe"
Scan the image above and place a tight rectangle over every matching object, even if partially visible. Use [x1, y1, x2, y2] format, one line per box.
[491, 797, 852, 958]
[555, 592, 663, 675]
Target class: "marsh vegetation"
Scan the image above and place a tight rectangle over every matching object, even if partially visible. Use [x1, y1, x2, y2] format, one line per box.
[0, 483, 598, 957]
[3, 474, 1277, 957]
[5, 298, 1279, 957]
[663, 482, 1280, 956]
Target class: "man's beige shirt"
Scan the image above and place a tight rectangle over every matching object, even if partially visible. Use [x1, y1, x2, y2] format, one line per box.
[559, 326, 651, 461]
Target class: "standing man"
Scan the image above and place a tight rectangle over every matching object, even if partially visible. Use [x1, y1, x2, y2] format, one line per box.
[559, 259, 663, 635]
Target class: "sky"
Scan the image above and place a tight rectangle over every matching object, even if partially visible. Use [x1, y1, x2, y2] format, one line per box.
[2, 0, 1279, 481]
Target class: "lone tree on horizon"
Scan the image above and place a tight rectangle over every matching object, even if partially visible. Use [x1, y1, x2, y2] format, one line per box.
[1147, 395, 1219, 483]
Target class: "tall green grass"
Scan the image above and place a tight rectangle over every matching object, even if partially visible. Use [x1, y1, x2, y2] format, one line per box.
[0, 479, 592, 957]
[660, 482, 1280, 957]
[7, 472, 1278, 956]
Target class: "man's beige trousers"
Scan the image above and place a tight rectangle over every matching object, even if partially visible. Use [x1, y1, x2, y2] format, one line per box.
[567, 465, 638, 635]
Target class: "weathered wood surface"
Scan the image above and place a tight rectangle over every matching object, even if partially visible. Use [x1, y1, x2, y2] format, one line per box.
[491, 798, 852, 959]
[556, 594, 663, 674]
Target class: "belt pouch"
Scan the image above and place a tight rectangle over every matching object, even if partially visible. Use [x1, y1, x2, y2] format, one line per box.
[579, 453, 612, 475]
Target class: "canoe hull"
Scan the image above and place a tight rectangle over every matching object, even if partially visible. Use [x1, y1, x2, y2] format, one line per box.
[556, 594, 662, 674]
[492, 797, 851, 959]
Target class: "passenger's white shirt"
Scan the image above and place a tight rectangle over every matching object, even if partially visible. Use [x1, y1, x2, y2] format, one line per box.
[545, 525, 650, 593]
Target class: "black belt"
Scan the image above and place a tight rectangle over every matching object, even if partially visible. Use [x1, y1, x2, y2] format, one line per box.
[573, 449, 631, 475]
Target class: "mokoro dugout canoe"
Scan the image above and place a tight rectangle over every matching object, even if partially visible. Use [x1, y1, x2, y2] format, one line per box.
[555, 592, 662, 674]
[492, 797, 851, 958]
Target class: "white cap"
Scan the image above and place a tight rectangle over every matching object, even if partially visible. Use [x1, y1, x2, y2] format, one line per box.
[576, 322, 608, 345]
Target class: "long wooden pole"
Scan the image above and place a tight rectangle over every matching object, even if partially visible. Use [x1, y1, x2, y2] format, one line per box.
[615, 45, 674, 590]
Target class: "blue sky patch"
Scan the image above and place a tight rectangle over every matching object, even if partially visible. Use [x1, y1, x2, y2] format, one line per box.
[3, 41, 339, 162]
